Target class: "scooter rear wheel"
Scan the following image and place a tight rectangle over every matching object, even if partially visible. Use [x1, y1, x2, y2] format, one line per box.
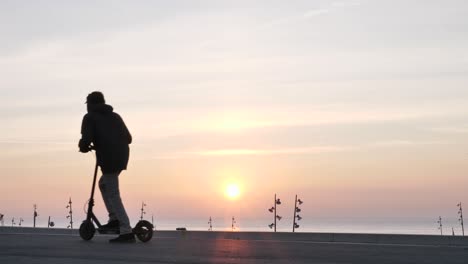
[79, 220, 96, 241]
[133, 220, 153, 243]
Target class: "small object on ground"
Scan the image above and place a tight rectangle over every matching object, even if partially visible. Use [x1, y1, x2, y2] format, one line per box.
[176, 227, 187, 231]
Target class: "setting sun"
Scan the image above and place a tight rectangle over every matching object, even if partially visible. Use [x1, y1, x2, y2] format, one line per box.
[225, 184, 241, 199]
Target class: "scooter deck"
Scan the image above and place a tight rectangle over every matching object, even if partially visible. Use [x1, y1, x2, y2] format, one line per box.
[97, 228, 120, 235]
[97, 227, 147, 235]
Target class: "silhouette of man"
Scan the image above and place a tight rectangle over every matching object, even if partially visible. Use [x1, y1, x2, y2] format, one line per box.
[79, 91, 134, 243]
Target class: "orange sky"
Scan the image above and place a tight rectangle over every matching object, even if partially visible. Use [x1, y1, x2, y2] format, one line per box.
[1, 1, 468, 229]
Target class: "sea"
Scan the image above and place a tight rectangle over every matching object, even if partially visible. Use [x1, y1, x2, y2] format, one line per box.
[4, 217, 463, 236]
[153, 217, 463, 236]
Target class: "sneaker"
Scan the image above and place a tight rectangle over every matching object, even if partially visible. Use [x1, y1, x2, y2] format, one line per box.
[98, 220, 120, 232]
[109, 233, 136, 243]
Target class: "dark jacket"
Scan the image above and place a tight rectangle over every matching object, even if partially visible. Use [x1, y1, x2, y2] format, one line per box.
[79, 104, 132, 173]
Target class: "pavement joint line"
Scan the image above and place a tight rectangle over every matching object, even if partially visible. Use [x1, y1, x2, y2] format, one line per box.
[0, 233, 87, 237]
[0, 233, 178, 240]
[1, 253, 181, 264]
[180, 238, 468, 249]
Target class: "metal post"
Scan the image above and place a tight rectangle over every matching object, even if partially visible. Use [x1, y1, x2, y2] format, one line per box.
[268, 194, 281, 231]
[140, 202, 146, 221]
[48, 217, 54, 228]
[458, 202, 465, 236]
[293, 195, 297, 232]
[437, 216, 443, 236]
[70, 198, 73, 229]
[274, 194, 277, 232]
[67, 197, 73, 229]
[208, 217, 213, 231]
[33, 204, 38, 228]
[232, 216, 236, 231]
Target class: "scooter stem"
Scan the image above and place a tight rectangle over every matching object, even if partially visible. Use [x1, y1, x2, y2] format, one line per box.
[87, 160, 99, 219]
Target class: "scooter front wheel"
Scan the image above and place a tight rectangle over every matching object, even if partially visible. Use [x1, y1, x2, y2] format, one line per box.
[133, 220, 153, 243]
[79, 220, 96, 241]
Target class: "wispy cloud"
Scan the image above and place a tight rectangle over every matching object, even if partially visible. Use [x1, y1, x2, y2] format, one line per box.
[141, 146, 351, 160]
[120, 102, 468, 142]
[370, 140, 447, 148]
[0, 139, 74, 145]
[303, 9, 330, 19]
[141, 139, 449, 160]
[186, 103, 468, 135]
[429, 127, 468, 134]
[258, 1, 361, 30]
[331, 1, 361, 8]
[192, 146, 349, 156]
[258, 8, 329, 30]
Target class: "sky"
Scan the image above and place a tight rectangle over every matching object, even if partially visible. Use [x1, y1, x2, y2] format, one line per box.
[1, 0, 468, 231]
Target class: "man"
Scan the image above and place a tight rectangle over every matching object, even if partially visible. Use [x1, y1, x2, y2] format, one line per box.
[79, 91, 134, 243]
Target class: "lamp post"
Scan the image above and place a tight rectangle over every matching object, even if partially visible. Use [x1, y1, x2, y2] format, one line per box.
[437, 216, 443, 236]
[458, 202, 465, 236]
[140, 202, 147, 221]
[0, 213, 4, 226]
[268, 194, 282, 232]
[19, 218, 24, 227]
[66, 197, 73, 229]
[292, 195, 303, 232]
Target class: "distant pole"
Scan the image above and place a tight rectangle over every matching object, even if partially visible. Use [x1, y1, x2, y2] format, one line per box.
[140, 202, 147, 221]
[437, 216, 443, 236]
[208, 217, 213, 231]
[232, 216, 236, 231]
[48, 217, 54, 228]
[274, 194, 277, 232]
[0, 213, 4, 226]
[66, 197, 73, 229]
[268, 194, 282, 232]
[33, 204, 38, 228]
[458, 202, 465, 236]
[11, 217, 15, 227]
[293, 195, 297, 232]
[268, 193, 282, 232]
[268, 203, 274, 230]
[292, 195, 303, 232]
[152, 214, 154, 226]
[452, 227, 455, 236]
[19, 218, 24, 227]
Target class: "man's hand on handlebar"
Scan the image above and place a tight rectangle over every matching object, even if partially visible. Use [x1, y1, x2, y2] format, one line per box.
[79, 139, 95, 153]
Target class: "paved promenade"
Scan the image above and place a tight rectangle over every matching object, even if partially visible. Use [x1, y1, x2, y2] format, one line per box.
[1, 228, 468, 263]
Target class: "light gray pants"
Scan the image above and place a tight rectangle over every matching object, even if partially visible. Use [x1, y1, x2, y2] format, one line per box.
[98, 172, 132, 234]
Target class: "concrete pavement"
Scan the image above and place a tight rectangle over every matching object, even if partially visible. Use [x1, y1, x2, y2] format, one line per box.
[1, 228, 468, 263]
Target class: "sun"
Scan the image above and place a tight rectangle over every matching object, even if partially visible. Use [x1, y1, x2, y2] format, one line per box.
[225, 184, 241, 199]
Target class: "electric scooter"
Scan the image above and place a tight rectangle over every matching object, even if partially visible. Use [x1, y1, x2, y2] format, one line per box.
[79, 159, 153, 242]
